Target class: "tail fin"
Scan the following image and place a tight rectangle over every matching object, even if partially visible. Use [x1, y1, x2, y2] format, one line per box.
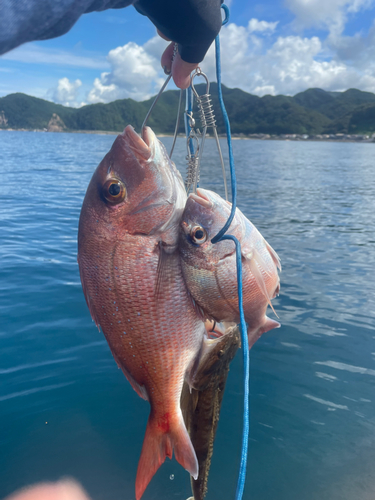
[135, 411, 198, 500]
[247, 316, 280, 349]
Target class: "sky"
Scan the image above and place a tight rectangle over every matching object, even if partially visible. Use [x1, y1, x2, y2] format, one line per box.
[1, 0, 375, 106]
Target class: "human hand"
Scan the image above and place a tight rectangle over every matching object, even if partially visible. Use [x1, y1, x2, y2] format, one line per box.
[134, 0, 223, 89]
[158, 31, 198, 89]
[3, 480, 91, 500]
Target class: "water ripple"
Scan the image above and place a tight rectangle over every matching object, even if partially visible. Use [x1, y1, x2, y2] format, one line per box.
[315, 361, 375, 376]
[0, 382, 75, 403]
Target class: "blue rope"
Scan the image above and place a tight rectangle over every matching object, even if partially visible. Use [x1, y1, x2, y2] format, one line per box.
[221, 235, 249, 500]
[185, 86, 195, 155]
[211, 5, 250, 500]
[211, 16, 236, 244]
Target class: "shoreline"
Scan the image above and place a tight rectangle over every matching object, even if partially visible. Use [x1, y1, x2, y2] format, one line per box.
[1, 128, 375, 143]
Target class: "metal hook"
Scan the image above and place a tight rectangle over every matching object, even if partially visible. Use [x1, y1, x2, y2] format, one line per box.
[141, 43, 178, 134]
[169, 88, 183, 158]
[191, 69, 210, 99]
[187, 68, 228, 200]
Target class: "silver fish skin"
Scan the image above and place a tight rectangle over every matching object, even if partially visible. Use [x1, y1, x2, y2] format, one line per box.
[179, 188, 281, 348]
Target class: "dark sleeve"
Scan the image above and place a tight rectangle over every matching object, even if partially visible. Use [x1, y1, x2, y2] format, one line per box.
[134, 0, 222, 64]
[0, 0, 133, 56]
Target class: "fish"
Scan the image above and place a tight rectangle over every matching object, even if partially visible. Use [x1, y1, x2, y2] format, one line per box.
[178, 188, 281, 348]
[77, 125, 207, 500]
[181, 324, 240, 500]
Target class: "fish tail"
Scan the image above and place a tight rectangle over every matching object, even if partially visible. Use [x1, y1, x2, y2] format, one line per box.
[135, 410, 198, 500]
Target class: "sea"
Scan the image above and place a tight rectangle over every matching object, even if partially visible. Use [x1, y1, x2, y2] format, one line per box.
[1, 130, 374, 500]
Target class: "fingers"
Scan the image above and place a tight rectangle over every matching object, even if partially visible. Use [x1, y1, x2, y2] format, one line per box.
[161, 42, 175, 74]
[172, 53, 198, 90]
[161, 42, 198, 90]
[4, 480, 91, 500]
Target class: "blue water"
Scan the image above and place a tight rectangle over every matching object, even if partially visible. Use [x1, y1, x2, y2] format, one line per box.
[1, 131, 375, 500]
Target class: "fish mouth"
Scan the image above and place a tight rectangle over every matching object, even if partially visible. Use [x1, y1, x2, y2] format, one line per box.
[189, 189, 213, 209]
[122, 125, 154, 160]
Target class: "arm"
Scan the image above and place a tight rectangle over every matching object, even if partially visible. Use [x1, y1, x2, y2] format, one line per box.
[0, 0, 132, 56]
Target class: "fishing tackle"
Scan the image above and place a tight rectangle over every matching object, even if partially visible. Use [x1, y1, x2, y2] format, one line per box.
[141, 43, 178, 137]
[190, 67, 228, 201]
[185, 112, 200, 193]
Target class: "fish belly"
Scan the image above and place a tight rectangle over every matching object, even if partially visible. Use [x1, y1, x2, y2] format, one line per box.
[79, 234, 205, 498]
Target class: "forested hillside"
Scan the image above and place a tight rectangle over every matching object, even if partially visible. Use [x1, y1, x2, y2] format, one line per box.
[1, 86, 375, 135]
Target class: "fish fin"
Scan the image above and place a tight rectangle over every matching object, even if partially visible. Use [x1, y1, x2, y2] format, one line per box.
[135, 411, 198, 500]
[120, 365, 148, 401]
[154, 243, 170, 301]
[77, 257, 100, 329]
[265, 240, 282, 271]
[247, 248, 279, 318]
[247, 316, 281, 349]
[108, 349, 149, 401]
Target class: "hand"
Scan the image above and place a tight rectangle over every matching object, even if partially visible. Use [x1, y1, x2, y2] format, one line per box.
[135, 0, 223, 89]
[158, 31, 198, 89]
[4, 480, 91, 500]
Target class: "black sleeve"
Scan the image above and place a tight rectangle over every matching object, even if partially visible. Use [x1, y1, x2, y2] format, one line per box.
[134, 0, 223, 64]
[0, 0, 133, 56]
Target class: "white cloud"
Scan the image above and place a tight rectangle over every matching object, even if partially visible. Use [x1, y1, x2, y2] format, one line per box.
[196, 19, 375, 96]
[69, 10, 375, 106]
[48, 78, 83, 107]
[1, 44, 109, 70]
[87, 37, 168, 103]
[285, 0, 375, 34]
[248, 18, 279, 33]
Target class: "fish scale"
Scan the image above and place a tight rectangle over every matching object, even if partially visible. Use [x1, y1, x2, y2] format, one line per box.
[81, 237, 201, 401]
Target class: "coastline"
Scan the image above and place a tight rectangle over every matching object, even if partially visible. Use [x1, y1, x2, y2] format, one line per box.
[1, 128, 375, 143]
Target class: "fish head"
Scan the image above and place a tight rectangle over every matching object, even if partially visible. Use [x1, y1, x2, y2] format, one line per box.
[179, 188, 243, 267]
[179, 188, 281, 332]
[79, 125, 186, 250]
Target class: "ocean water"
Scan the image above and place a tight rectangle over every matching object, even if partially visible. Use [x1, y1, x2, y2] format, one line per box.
[1, 131, 375, 500]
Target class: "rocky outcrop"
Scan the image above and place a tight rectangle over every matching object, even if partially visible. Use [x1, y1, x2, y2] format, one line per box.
[0, 110, 8, 127]
[47, 113, 66, 132]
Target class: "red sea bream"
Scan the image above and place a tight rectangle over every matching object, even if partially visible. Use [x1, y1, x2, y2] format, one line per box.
[179, 188, 281, 348]
[78, 126, 206, 499]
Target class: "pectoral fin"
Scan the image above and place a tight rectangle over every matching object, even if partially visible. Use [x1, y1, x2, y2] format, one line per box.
[154, 242, 172, 301]
[247, 316, 281, 349]
[246, 248, 279, 318]
[265, 240, 282, 271]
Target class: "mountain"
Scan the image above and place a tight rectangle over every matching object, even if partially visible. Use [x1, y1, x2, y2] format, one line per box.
[1, 86, 375, 135]
[293, 87, 375, 121]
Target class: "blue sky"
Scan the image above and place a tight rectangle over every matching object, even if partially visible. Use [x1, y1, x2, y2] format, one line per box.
[1, 0, 375, 106]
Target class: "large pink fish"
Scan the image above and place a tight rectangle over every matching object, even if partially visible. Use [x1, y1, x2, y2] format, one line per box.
[78, 126, 206, 499]
[179, 188, 281, 348]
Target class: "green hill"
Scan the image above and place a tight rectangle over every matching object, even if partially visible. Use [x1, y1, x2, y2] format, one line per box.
[1, 86, 375, 135]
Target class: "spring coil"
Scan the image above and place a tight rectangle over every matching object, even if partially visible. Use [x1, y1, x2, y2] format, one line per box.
[185, 153, 199, 191]
[196, 93, 216, 129]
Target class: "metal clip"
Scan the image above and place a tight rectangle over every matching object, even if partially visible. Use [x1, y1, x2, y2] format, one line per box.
[185, 126, 200, 193]
[190, 69, 228, 200]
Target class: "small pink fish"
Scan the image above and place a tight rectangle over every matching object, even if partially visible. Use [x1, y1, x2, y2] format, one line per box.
[179, 188, 281, 348]
[78, 126, 206, 499]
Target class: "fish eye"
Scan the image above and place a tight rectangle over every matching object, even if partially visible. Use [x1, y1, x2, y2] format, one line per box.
[191, 225, 207, 244]
[103, 178, 126, 205]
